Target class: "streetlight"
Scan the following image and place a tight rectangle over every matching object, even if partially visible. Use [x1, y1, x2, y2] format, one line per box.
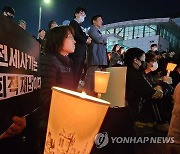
[38, 0, 51, 33]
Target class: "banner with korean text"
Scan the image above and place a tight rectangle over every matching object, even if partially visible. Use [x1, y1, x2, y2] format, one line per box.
[0, 14, 41, 134]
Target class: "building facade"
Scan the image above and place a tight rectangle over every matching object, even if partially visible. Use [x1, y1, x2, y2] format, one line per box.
[101, 18, 180, 52]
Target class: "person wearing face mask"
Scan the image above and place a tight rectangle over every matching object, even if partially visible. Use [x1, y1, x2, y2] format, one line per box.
[124, 48, 173, 133]
[2, 6, 15, 19]
[145, 52, 159, 85]
[143, 52, 174, 131]
[69, 7, 92, 90]
[124, 48, 164, 122]
[150, 61, 159, 71]
[145, 52, 173, 86]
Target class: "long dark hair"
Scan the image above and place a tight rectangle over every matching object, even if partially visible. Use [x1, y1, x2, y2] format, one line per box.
[112, 44, 119, 52]
[44, 26, 74, 54]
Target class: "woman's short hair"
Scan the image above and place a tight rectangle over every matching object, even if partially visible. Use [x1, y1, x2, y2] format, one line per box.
[44, 26, 74, 54]
[124, 48, 145, 67]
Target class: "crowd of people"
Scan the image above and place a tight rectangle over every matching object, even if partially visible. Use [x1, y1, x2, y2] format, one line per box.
[0, 5, 180, 154]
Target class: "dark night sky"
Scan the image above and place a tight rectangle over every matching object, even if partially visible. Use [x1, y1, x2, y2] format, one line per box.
[1, 0, 180, 37]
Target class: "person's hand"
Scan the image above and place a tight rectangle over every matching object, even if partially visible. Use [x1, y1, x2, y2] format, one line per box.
[103, 38, 107, 45]
[163, 76, 172, 84]
[0, 116, 26, 140]
[86, 37, 92, 44]
[152, 85, 163, 99]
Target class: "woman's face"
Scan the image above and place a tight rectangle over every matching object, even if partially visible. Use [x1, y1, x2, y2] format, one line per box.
[61, 32, 76, 55]
[116, 45, 120, 52]
[133, 54, 146, 70]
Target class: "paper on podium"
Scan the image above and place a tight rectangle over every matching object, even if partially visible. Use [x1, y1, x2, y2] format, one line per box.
[101, 67, 127, 108]
[44, 87, 110, 154]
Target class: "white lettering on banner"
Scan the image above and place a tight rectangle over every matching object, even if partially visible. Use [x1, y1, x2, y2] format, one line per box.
[9, 48, 18, 68]
[0, 44, 8, 67]
[0, 73, 41, 100]
[0, 44, 38, 72]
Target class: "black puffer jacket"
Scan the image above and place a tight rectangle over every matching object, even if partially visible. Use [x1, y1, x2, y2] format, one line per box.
[38, 52, 73, 121]
[126, 67, 155, 120]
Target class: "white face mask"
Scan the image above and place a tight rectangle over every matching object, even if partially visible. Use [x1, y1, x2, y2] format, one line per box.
[78, 15, 85, 23]
[153, 47, 158, 51]
[150, 61, 158, 71]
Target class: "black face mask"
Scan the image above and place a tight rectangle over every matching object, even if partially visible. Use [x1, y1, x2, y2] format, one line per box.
[139, 61, 147, 71]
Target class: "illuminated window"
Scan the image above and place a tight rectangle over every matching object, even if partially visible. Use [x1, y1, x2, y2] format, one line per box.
[170, 33, 173, 43]
[101, 30, 105, 35]
[144, 25, 157, 37]
[118, 40, 123, 45]
[166, 31, 170, 41]
[134, 26, 144, 38]
[108, 28, 114, 34]
[163, 29, 167, 39]
[160, 28, 164, 38]
[124, 26, 133, 40]
[116, 28, 124, 37]
[171, 35, 177, 48]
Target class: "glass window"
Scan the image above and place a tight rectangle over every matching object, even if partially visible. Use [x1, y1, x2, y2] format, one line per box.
[172, 35, 177, 48]
[144, 25, 157, 37]
[170, 33, 173, 43]
[124, 26, 133, 40]
[134, 26, 144, 38]
[166, 31, 170, 41]
[108, 28, 114, 34]
[101, 30, 105, 35]
[118, 39, 123, 45]
[163, 29, 167, 39]
[116, 28, 124, 38]
[160, 27, 164, 38]
[108, 41, 113, 45]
